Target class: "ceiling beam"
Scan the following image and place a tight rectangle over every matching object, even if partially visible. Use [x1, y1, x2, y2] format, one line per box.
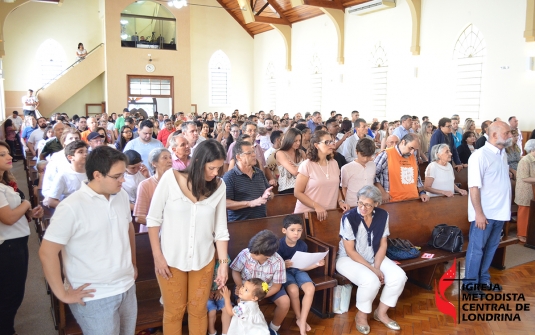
[216, 0, 254, 38]
[237, 0, 256, 24]
[305, 0, 344, 10]
[255, 16, 290, 25]
[265, 0, 291, 25]
[255, 2, 270, 16]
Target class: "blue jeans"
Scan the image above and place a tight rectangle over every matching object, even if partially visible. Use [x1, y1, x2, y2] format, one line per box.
[463, 219, 504, 286]
[69, 284, 137, 335]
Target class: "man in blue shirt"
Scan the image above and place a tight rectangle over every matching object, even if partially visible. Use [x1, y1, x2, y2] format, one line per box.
[306, 112, 322, 132]
[451, 117, 463, 147]
[392, 115, 414, 140]
[223, 140, 273, 222]
[123, 120, 163, 174]
[428, 117, 462, 172]
[21, 116, 37, 146]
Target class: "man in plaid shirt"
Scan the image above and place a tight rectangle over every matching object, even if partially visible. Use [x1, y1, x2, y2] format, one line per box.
[229, 230, 289, 335]
[374, 133, 429, 203]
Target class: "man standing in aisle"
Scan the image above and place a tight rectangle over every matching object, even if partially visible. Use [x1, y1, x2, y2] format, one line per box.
[39, 146, 138, 335]
[463, 121, 512, 295]
[22, 89, 39, 117]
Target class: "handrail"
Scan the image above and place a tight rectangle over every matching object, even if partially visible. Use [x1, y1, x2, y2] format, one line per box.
[35, 43, 104, 96]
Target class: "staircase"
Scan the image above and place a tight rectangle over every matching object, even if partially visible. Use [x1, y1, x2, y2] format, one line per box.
[36, 43, 105, 116]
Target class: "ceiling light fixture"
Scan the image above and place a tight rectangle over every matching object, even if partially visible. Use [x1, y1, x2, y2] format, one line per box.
[168, 0, 188, 9]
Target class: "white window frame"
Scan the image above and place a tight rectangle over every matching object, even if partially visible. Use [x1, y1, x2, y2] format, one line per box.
[453, 24, 486, 120]
[209, 50, 231, 107]
[370, 43, 388, 118]
[36, 39, 66, 87]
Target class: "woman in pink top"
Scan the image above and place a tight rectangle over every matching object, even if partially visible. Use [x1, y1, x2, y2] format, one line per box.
[294, 130, 350, 221]
[134, 147, 173, 232]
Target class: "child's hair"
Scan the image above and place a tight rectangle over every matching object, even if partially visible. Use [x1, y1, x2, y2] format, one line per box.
[248, 278, 269, 301]
[283, 214, 304, 229]
[64, 140, 88, 161]
[248, 230, 279, 257]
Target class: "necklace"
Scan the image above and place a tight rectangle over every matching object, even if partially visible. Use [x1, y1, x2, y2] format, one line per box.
[316, 161, 329, 179]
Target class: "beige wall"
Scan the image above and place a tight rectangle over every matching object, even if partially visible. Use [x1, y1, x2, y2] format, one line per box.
[53, 73, 105, 117]
[190, 2, 254, 115]
[2, 0, 103, 118]
[103, 0, 191, 115]
[253, 0, 535, 131]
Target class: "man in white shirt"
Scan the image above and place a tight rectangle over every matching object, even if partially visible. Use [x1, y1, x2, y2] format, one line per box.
[259, 118, 274, 152]
[47, 140, 88, 208]
[508, 116, 523, 155]
[39, 146, 137, 335]
[7, 111, 23, 133]
[22, 89, 39, 117]
[341, 118, 373, 163]
[257, 110, 266, 128]
[464, 121, 512, 295]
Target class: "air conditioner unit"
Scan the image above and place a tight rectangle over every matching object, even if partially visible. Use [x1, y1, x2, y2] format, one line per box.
[347, 0, 396, 15]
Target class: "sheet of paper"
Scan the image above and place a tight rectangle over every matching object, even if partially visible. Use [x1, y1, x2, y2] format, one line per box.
[290, 251, 329, 269]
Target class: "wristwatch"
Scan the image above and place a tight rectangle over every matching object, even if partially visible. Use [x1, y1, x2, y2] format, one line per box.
[419, 190, 426, 196]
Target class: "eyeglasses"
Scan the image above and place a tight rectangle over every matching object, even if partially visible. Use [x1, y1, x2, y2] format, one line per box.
[318, 140, 335, 145]
[241, 150, 255, 156]
[106, 174, 125, 181]
[357, 201, 374, 209]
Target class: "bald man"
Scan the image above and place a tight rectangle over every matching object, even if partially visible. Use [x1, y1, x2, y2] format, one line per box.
[463, 121, 512, 295]
[385, 135, 399, 149]
[81, 117, 98, 142]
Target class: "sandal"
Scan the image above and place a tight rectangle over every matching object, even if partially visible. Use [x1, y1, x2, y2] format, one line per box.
[518, 236, 526, 243]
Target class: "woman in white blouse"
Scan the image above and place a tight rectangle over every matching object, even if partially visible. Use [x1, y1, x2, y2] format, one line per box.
[341, 138, 376, 207]
[147, 139, 229, 335]
[424, 144, 467, 197]
[0, 141, 43, 335]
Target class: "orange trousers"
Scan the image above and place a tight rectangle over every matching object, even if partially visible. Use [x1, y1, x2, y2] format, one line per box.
[517, 205, 530, 237]
[157, 258, 215, 335]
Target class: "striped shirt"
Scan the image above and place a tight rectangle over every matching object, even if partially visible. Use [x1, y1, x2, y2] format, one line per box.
[230, 248, 286, 287]
[374, 145, 423, 192]
[223, 165, 270, 222]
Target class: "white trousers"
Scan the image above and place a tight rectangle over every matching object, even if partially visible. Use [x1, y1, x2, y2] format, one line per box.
[336, 256, 407, 313]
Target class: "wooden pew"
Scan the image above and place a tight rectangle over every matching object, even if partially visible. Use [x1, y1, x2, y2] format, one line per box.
[227, 214, 337, 318]
[524, 185, 535, 249]
[307, 195, 519, 290]
[57, 233, 163, 335]
[266, 194, 298, 217]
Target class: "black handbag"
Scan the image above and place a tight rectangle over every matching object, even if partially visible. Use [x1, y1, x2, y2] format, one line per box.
[428, 224, 464, 252]
[386, 238, 421, 260]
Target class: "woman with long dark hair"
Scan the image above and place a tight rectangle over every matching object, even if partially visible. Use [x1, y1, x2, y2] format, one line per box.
[147, 139, 229, 334]
[0, 140, 43, 335]
[294, 130, 350, 220]
[275, 128, 306, 194]
[114, 126, 133, 151]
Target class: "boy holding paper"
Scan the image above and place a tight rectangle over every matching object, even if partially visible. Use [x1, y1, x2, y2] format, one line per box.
[278, 215, 325, 335]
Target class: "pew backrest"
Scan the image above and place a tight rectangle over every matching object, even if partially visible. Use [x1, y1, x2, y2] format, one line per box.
[266, 194, 298, 217]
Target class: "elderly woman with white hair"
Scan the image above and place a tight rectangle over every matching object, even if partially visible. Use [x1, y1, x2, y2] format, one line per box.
[424, 144, 468, 197]
[335, 185, 407, 334]
[133, 147, 173, 232]
[514, 139, 535, 243]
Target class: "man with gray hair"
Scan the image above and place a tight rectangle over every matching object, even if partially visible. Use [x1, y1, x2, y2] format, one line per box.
[374, 133, 429, 203]
[340, 118, 373, 163]
[463, 121, 512, 295]
[169, 134, 190, 171]
[306, 111, 322, 132]
[392, 115, 414, 140]
[181, 121, 205, 154]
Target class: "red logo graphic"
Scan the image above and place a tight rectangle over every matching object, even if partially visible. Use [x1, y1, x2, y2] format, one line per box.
[435, 258, 457, 323]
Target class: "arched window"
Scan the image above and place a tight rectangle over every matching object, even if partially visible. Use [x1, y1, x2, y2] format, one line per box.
[453, 24, 486, 119]
[36, 39, 66, 87]
[266, 62, 276, 111]
[310, 53, 322, 113]
[209, 50, 231, 106]
[370, 43, 388, 118]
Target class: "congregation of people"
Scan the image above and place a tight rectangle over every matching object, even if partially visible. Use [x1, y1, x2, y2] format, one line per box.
[1, 105, 533, 335]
